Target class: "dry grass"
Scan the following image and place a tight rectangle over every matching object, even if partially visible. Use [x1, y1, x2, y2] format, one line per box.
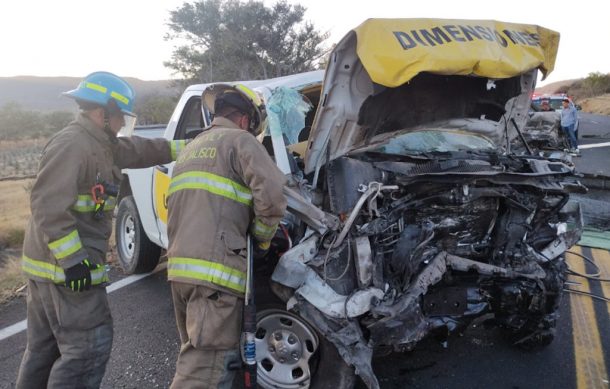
[0, 179, 32, 247]
[0, 179, 32, 301]
[579, 94, 610, 115]
[0, 255, 26, 303]
[0, 138, 45, 152]
[0, 138, 46, 179]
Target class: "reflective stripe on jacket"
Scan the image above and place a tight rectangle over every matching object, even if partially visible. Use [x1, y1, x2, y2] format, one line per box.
[167, 117, 287, 296]
[22, 113, 183, 281]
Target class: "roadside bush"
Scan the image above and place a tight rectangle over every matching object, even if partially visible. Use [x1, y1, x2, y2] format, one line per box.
[565, 72, 610, 101]
[0, 102, 72, 140]
[0, 227, 25, 248]
[0, 256, 26, 303]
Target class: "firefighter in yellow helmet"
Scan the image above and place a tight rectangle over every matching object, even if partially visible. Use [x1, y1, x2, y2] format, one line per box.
[166, 83, 287, 388]
[16, 71, 187, 388]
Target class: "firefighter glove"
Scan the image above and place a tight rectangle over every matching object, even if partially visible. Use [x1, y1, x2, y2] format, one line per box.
[253, 240, 270, 260]
[65, 259, 98, 292]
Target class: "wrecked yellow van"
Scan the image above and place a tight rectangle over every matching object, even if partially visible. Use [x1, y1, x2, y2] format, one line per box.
[261, 18, 585, 389]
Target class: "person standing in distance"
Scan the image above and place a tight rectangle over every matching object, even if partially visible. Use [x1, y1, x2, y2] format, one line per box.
[561, 98, 579, 155]
[16, 71, 187, 389]
[166, 83, 287, 388]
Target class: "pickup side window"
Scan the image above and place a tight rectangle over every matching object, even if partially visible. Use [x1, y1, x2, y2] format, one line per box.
[174, 96, 206, 140]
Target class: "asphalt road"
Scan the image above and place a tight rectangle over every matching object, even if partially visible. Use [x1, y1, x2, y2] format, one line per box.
[1, 113, 609, 389]
[1, 248, 609, 389]
[574, 113, 610, 177]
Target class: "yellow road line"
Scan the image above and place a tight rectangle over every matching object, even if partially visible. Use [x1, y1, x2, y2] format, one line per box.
[591, 248, 610, 312]
[567, 247, 608, 388]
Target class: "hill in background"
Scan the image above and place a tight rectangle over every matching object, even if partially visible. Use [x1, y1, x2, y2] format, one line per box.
[2, 75, 609, 115]
[0, 76, 178, 112]
[536, 76, 610, 115]
[535, 79, 578, 95]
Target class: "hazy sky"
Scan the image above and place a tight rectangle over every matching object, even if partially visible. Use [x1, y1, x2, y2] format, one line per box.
[0, 0, 606, 86]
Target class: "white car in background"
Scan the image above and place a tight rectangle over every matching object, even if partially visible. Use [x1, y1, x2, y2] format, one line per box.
[531, 94, 581, 138]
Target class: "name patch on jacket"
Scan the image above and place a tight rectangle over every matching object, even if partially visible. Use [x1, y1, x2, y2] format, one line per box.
[176, 133, 224, 164]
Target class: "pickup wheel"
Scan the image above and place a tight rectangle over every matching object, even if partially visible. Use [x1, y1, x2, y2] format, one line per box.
[242, 265, 356, 389]
[239, 304, 355, 389]
[115, 195, 161, 274]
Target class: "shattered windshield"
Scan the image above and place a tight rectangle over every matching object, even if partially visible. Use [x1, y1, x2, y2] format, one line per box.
[372, 130, 495, 155]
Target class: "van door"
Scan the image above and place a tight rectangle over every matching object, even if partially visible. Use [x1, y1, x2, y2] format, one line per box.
[152, 95, 208, 247]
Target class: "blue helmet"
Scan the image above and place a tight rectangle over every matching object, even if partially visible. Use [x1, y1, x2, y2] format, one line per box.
[63, 71, 136, 116]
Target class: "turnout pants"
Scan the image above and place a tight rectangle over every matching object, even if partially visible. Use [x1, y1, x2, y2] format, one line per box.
[16, 279, 113, 389]
[170, 282, 243, 389]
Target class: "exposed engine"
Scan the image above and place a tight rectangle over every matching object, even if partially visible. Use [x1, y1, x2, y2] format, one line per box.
[273, 152, 584, 389]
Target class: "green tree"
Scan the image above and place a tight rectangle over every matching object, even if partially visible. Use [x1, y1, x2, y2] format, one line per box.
[164, 0, 328, 83]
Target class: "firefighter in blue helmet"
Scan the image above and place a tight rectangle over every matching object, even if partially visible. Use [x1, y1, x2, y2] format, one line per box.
[16, 71, 187, 388]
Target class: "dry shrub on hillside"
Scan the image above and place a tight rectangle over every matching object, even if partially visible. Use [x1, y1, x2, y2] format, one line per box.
[579, 94, 610, 115]
[565, 72, 610, 101]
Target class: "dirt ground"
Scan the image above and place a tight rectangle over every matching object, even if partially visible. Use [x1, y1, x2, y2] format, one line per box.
[579, 94, 610, 115]
[0, 178, 32, 244]
[0, 179, 32, 302]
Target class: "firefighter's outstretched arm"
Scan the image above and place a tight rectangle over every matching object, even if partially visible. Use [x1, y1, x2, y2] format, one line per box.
[114, 136, 188, 169]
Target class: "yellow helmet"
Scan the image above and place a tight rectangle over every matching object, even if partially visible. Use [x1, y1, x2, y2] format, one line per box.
[202, 83, 267, 136]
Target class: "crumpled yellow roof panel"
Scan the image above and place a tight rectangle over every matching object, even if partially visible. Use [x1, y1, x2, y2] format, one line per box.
[354, 18, 559, 88]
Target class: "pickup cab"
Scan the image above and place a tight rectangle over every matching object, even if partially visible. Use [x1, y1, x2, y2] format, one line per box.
[114, 70, 324, 273]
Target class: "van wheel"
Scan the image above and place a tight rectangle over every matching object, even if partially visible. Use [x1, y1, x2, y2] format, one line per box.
[115, 196, 161, 274]
[241, 305, 355, 389]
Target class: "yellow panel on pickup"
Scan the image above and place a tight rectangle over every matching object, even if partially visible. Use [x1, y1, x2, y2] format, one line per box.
[154, 168, 171, 224]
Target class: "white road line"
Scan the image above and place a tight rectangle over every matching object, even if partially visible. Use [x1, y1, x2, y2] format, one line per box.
[579, 142, 610, 150]
[0, 321, 26, 341]
[0, 263, 167, 342]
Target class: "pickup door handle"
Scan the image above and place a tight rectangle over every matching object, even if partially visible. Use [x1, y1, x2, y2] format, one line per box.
[155, 165, 169, 174]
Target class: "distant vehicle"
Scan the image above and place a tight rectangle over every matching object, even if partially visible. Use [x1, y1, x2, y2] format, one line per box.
[531, 94, 581, 138]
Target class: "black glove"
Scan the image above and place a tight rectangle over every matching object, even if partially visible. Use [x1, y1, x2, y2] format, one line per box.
[64, 259, 98, 292]
[252, 241, 270, 260]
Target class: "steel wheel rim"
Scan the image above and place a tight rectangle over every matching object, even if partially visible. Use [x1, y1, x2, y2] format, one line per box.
[118, 212, 136, 261]
[252, 310, 319, 389]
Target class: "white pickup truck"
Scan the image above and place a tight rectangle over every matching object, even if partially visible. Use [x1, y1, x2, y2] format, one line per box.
[114, 70, 324, 273]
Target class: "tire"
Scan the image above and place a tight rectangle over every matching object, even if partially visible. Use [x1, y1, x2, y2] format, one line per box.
[115, 195, 161, 274]
[235, 269, 355, 389]
[242, 304, 355, 389]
